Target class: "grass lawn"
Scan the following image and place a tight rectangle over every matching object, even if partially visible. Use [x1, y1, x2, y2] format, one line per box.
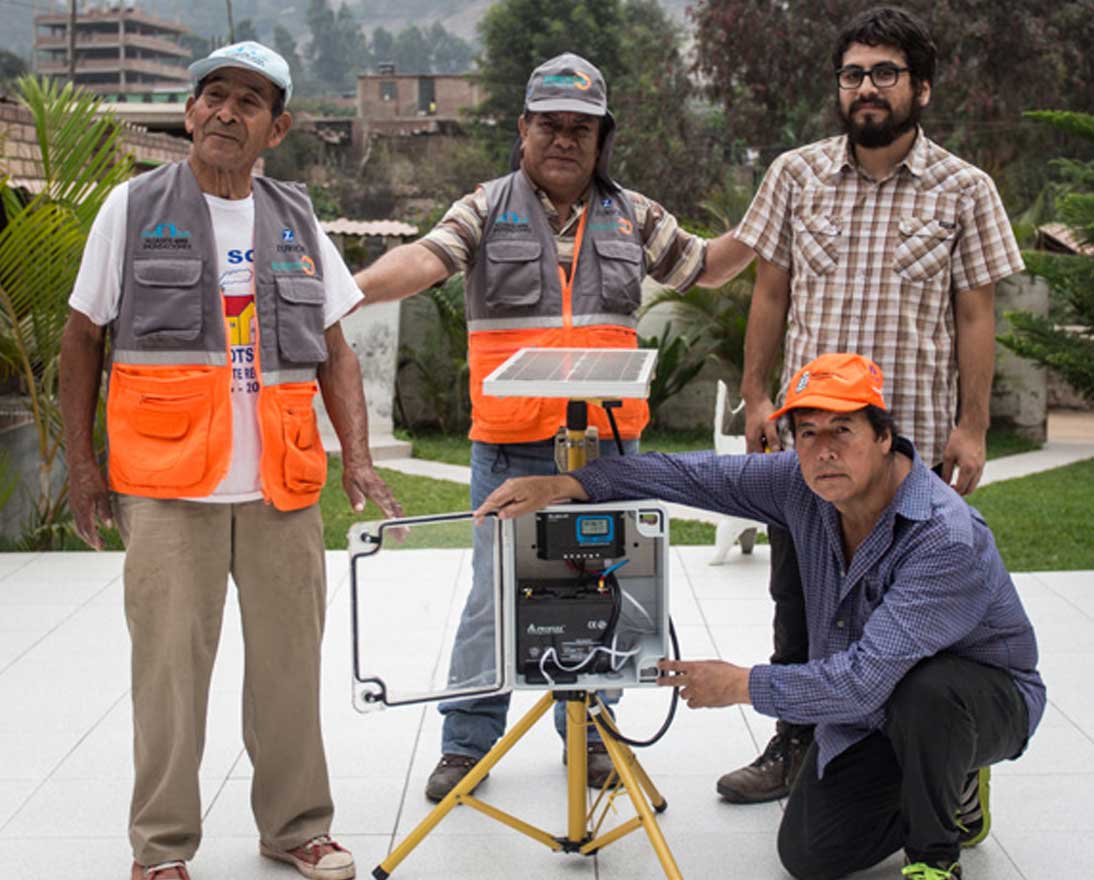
[321, 457, 469, 550]
[397, 426, 1041, 463]
[40, 429, 1076, 570]
[374, 427, 1090, 570]
[967, 458, 1094, 571]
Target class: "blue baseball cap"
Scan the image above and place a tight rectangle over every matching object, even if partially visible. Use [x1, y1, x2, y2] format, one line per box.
[188, 41, 293, 107]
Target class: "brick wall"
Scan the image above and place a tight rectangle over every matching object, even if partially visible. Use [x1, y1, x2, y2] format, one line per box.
[1, 98, 190, 189]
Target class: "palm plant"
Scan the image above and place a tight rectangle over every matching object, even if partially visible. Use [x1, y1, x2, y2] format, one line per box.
[1000, 110, 1094, 403]
[638, 321, 709, 423]
[0, 75, 133, 547]
[642, 275, 754, 376]
[640, 170, 760, 391]
[396, 274, 471, 434]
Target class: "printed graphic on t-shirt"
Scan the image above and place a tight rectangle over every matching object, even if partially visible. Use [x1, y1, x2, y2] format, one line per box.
[221, 255, 259, 396]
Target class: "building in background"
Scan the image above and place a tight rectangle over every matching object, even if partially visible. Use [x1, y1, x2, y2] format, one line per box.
[357, 64, 482, 136]
[34, 3, 191, 103]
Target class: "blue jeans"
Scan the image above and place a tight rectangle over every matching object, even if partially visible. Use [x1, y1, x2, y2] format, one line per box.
[439, 436, 638, 759]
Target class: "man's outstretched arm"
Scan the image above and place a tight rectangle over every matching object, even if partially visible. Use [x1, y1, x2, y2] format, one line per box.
[353, 242, 450, 304]
[694, 232, 756, 287]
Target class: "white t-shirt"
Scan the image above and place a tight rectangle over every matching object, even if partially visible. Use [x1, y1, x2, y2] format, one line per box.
[70, 180, 363, 502]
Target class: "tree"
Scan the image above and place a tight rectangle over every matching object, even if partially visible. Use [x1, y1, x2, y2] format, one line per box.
[609, 0, 723, 215]
[472, 0, 721, 214]
[273, 25, 306, 94]
[999, 110, 1094, 402]
[689, 1, 1094, 203]
[0, 50, 28, 85]
[476, 0, 626, 143]
[370, 27, 395, 67]
[427, 22, 474, 75]
[235, 19, 259, 44]
[306, 0, 368, 93]
[0, 76, 133, 547]
[393, 25, 431, 75]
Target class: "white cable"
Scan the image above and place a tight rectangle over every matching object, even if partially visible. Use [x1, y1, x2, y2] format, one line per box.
[538, 642, 641, 681]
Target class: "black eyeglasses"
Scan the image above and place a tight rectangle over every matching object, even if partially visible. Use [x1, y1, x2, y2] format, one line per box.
[836, 64, 910, 89]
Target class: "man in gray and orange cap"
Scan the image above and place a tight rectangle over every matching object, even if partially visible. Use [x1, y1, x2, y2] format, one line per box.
[60, 40, 400, 880]
[354, 51, 757, 801]
[473, 352, 1044, 880]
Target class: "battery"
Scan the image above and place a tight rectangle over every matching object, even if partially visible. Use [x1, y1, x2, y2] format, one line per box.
[516, 580, 615, 683]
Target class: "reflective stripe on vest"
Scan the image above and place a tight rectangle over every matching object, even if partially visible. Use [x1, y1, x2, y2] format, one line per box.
[108, 162, 329, 510]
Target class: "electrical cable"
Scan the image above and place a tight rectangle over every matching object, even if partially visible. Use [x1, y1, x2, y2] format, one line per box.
[537, 642, 641, 688]
[597, 617, 681, 749]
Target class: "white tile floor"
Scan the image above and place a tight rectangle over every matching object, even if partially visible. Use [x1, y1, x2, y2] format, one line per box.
[0, 546, 1090, 880]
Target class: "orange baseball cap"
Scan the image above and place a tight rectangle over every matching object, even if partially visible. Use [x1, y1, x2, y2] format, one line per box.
[770, 353, 887, 420]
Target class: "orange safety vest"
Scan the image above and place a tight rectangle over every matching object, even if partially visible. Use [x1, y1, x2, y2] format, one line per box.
[107, 162, 328, 511]
[464, 171, 649, 445]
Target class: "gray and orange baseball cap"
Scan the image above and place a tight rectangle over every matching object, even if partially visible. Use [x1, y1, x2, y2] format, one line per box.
[512, 52, 619, 189]
[524, 53, 609, 117]
[770, 353, 887, 420]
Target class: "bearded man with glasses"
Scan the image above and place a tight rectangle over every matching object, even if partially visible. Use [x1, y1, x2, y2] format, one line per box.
[721, 6, 1026, 854]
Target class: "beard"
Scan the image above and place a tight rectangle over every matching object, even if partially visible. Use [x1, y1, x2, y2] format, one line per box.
[839, 94, 921, 148]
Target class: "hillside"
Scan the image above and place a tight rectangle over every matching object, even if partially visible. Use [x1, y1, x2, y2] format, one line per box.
[2, 0, 692, 66]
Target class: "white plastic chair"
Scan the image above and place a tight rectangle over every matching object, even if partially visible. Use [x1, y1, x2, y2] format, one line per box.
[710, 380, 764, 564]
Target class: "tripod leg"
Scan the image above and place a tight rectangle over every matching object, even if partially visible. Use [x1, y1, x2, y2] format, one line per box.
[565, 696, 589, 844]
[591, 715, 683, 880]
[590, 699, 668, 809]
[374, 692, 554, 878]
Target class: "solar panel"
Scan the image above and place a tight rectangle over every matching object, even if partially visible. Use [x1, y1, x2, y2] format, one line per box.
[482, 348, 658, 399]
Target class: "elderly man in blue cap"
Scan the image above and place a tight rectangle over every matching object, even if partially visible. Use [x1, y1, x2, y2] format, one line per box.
[60, 41, 401, 880]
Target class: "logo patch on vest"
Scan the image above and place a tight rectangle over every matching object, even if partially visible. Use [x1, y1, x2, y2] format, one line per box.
[141, 222, 192, 250]
[271, 255, 316, 275]
[493, 211, 530, 236]
[281, 228, 295, 242]
[587, 217, 633, 236]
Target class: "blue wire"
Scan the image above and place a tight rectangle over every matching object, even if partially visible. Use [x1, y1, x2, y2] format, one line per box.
[601, 558, 630, 577]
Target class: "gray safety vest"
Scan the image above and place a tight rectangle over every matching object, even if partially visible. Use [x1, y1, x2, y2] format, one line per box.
[464, 170, 645, 333]
[114, 160, 327, 381]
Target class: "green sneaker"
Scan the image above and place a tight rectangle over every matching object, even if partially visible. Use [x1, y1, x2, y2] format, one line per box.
[902, 862, 962, 879]
[956, 765, 991, 847]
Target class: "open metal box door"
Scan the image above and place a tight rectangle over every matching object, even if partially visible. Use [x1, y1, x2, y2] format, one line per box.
[348, 512, 509, 712]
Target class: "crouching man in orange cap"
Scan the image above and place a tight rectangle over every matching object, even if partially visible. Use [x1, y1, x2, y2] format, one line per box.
[471, 352, 1045, 880]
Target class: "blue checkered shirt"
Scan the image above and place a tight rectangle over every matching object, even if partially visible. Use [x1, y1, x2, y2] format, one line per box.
[575, 439, 1046, 776]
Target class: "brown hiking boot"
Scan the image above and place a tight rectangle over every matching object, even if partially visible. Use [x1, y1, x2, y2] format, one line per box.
[717, 723, 810, 804]
[425, 753, 487, 803]
[563, 741, 615, 789]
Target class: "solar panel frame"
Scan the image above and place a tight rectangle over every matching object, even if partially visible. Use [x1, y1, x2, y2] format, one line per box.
[482, 348, 658, 399]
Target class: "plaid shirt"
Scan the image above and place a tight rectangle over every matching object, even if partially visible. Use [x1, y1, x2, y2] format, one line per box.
[575, 442, 1046, 777]
[419, 173, 707, 293]
[734, 130, 1024, 466]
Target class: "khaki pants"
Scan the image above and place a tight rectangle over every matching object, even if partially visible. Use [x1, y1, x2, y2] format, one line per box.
[116, 495, 333, 866]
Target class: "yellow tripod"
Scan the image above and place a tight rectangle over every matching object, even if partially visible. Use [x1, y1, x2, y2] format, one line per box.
[372, 400, 680, 879]
[372, 691, 681, 879]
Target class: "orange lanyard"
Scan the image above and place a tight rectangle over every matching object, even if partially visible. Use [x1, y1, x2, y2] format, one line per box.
[556, 206, 589, 332]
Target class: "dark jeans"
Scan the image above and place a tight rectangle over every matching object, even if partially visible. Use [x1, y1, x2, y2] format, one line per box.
[767, 524, 812, 740]
[777, 653, 1029, 879]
